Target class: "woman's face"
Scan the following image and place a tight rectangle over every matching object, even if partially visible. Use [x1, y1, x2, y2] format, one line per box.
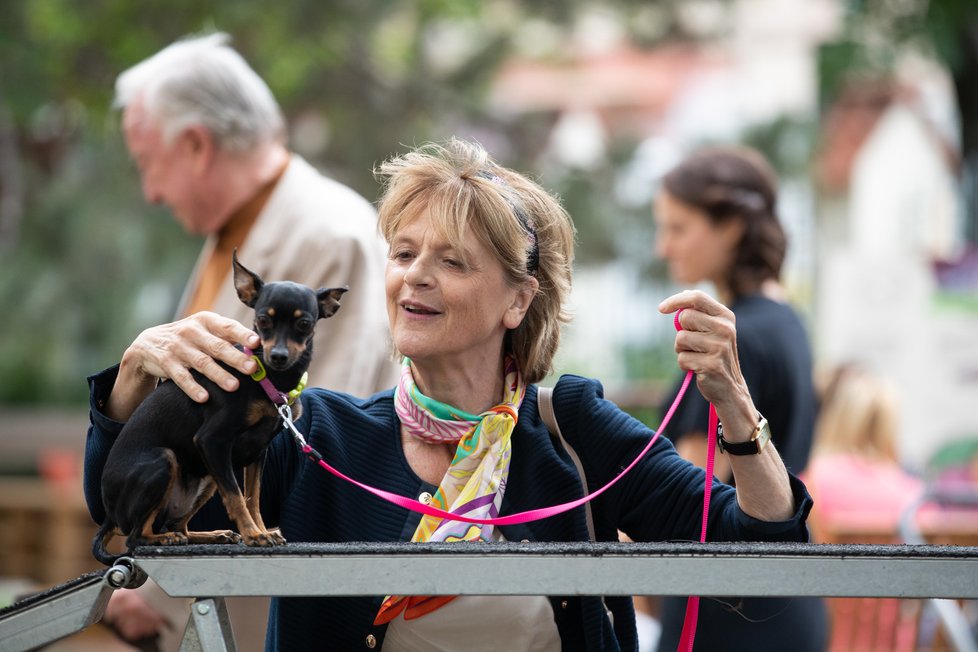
[653, 190, 741, 286]
[386, 209, 534, 374]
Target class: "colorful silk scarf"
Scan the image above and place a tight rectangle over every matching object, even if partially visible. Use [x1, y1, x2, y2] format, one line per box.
[374, 356, 526, 625]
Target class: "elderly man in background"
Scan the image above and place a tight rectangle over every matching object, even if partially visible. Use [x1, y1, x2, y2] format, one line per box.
[99, 32, 397, 650]
[115, 31, 395, 395]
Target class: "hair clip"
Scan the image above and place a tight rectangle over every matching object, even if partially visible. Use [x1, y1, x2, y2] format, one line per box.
[728, 189, 766, 212]
[475, 170, 539, 274]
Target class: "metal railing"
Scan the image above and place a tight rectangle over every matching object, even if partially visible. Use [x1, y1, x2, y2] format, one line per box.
[2, 541, 977, 651]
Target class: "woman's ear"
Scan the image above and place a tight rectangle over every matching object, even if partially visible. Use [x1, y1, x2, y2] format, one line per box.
[719, 215, 746, 249]
[504, 276, 539, 330]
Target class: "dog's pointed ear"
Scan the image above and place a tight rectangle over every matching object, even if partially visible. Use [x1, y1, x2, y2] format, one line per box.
[232, 249, 264, 308]
[316, 286, 348, 320]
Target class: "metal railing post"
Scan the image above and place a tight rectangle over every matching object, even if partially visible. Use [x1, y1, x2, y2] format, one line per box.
[179, 598, 237, 652]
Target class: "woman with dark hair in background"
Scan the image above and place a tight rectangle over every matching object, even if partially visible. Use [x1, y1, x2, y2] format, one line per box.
[652, 146, 828, 651]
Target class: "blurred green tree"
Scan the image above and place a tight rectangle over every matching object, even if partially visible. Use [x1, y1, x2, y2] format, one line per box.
[13, 0, 965, 405]
[817, 0, 978, 241]
[0, 0, 675, 404]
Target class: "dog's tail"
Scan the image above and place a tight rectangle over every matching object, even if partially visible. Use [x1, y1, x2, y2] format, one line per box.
[92, 521, 120, 566]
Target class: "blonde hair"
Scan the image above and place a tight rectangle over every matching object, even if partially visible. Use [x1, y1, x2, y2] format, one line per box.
[814, 364, 900, 461]
[375, 138, 575, 383]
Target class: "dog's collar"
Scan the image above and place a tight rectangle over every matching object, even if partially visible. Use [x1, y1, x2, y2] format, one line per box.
[243, 347, 307, 406]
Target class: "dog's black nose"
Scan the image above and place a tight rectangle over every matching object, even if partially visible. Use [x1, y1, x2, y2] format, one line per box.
[270, 350, 289, 367]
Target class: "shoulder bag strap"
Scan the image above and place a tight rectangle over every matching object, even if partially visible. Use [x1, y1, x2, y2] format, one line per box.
[537, 386, 596, 542]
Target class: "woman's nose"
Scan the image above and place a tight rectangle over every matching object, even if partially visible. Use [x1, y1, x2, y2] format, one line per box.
[403, 257, 432, 286]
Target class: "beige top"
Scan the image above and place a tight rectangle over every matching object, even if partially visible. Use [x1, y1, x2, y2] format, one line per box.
[383, 531, 561, 651]
[383, 593, 561, 652]
[181, 160, 286, 318]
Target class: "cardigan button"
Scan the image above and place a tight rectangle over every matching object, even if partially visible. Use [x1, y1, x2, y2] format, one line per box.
[520, 539, 530, 543]
[418, 492, 433, 505]
[365, 633, 377, 648]
[561, 599, 569, 609]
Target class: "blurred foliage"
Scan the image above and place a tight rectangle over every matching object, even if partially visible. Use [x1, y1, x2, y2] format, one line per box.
[817, 0, 977, 115]
[817, 0, 978, 239]
[742, 116, 820, 181]
[0, 0, 680, 405]
[1, 0, 974, 405]
[0, 129, 200, 403]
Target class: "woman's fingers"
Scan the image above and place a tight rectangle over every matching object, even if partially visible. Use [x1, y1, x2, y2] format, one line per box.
[660, 290, 761, 448]
[128, 312, 259, 402]
[659, 289, 733, 322]
[194, 312, 261, 375]
[659, 290, 743, 405]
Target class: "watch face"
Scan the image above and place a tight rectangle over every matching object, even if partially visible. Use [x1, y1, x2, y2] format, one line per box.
[755, 418, 771, 452]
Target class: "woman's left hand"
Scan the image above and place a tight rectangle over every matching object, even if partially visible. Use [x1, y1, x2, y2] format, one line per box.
[659, 290, 752, 420]
[659, 290, 794, 520]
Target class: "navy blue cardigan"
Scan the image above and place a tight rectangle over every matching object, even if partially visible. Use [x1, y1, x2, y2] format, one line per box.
[84, 367, 813, 651]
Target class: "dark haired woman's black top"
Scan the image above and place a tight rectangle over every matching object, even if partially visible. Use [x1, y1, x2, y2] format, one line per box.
[657, 293, 827, 652]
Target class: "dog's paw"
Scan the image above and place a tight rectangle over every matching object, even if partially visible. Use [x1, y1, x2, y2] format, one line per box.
[243, 529, 286, 547]
[155, 532, 189, 546]
[265, 528, 286, 545]
[214, 531, 242, 545]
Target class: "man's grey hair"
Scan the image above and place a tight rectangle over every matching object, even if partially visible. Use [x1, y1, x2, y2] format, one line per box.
[114, 32, 285, 152]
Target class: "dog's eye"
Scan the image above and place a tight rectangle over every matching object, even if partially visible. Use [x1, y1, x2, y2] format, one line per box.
[255, 315, 273, 331]
[295, 318, 313, 335]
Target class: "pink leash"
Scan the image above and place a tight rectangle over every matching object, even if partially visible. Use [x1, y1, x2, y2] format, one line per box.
[671, 309, 717, 652]
[677, 400, 718, 652]
[283, 374, 691, 526]
[277, 310, 715, 649]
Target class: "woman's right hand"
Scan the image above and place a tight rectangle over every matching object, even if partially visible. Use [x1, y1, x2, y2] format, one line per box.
[105, 311, 260, 421]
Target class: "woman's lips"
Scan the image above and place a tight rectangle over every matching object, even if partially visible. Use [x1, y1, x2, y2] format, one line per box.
[401, 300, 440, 315]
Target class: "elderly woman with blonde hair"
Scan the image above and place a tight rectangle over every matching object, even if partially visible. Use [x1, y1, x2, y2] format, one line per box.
[85, 138, 815, 651]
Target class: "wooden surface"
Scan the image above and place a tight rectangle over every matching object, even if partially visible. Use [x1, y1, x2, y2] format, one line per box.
[0, 477, 102, 587]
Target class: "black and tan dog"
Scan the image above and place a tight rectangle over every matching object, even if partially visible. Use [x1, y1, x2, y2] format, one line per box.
[92, 252, 346, 564]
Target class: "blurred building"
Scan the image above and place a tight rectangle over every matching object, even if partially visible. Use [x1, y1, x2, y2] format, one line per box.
[488, 0, 977, 469]
[487, 0, 837, 397]
[814, 76, 977, 469]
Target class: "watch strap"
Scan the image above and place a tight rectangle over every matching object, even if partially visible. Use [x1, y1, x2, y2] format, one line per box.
[716, 415, 770, 456]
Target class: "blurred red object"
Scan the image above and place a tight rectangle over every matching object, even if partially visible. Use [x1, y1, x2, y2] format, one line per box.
[38, 448, 81, 485]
